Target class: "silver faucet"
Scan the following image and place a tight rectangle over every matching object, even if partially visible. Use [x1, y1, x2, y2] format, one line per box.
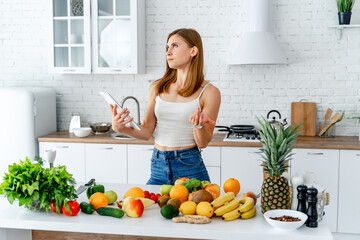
[120, 96, 141, 125]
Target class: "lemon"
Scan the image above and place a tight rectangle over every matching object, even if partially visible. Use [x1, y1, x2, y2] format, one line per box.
[196, 202, 214, 218]
[179, 201, 197, 215]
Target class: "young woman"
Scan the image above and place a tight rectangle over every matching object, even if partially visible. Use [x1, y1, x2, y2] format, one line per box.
[110, 28, 221, 185]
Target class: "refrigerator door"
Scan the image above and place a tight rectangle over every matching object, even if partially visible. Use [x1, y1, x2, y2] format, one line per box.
[0, 88, 56, 177]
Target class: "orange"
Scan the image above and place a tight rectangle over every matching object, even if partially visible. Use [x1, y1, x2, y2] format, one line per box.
[169, 184, 189, 204]
[89, 192, 108, 210]
[123, 187, 145, 199]
[223, 178, 241, 196]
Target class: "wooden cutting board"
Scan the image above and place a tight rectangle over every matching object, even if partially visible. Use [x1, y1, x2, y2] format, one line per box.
[291, 102, 316, 136]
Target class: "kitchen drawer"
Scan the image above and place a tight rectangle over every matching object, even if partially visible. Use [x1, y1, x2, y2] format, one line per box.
[202, 147, 221, 167]
[127, 145, 154, 185]
[221, 147, 263, 192]
[291, 148, 339, 232]
[85, 144, 127, 184]
[39, 142, 86, 182]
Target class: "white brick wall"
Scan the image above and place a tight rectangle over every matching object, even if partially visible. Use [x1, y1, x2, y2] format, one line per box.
[0, 0, 360, 135]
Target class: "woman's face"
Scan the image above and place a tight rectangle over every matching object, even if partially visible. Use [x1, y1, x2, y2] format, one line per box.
[166, 34, 196, 70]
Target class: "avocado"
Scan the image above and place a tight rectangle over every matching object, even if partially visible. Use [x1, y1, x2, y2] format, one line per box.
[160, 204, 179, 219]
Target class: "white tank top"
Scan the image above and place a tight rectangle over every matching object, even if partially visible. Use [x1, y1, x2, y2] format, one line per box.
[154, 83, 211, 147]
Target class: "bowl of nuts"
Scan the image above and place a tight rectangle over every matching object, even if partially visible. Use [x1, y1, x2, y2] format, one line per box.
[263, 209, 308, 231]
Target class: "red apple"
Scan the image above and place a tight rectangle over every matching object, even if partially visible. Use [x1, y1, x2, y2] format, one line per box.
[124, 198, 144, 218]
[241, 191, 257, 205]
[174, 177, 190, 185]
[204, 184, 221, 199]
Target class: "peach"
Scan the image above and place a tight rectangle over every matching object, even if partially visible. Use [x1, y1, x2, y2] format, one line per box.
[204, 184, 221, 199]
[124, 198, 144, 218]
[241, 191, 257, 205]
[174, 177, 190, 185]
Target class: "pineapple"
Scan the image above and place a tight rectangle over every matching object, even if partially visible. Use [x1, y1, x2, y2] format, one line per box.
[257, 117, 303, 213]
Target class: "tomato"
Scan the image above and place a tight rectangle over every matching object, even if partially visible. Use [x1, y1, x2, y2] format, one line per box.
[62, 201, 80, 216]
[150, 195, 158, 202]
[50, 200, 62, 214]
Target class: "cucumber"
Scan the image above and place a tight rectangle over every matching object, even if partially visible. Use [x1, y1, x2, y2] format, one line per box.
[80, 202, 95, 214]
[97, 207, 124, 218]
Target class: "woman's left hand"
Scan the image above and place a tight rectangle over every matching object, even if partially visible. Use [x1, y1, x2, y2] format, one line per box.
[189, 107, 216, 128]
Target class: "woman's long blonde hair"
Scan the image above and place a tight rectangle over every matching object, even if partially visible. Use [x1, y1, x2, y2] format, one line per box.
[155, 28, 204, 97]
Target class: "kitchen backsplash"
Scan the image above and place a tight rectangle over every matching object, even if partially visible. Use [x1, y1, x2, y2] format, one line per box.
[1, 0, 359, 135]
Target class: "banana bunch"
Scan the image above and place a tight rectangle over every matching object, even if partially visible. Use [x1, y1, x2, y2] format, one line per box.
[211, 193, 256, 221]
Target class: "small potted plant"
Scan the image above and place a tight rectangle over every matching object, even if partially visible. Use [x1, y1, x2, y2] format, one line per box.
[337, 0, 356, 25]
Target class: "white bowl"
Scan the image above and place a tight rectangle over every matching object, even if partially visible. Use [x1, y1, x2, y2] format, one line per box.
[263, 209, 308, 231]
[73, 127, 92, 137]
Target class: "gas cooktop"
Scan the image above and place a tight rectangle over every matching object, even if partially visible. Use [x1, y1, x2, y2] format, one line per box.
[215, 125, 261, 142]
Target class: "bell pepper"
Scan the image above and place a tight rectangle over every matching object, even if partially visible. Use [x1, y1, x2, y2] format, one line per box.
[86, 182, 105, 199]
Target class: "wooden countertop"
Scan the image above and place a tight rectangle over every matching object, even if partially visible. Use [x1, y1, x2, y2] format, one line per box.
[38, 131, 360, 150]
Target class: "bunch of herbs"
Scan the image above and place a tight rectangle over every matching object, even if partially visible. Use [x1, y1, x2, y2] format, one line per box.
[0, 157, 77, 213]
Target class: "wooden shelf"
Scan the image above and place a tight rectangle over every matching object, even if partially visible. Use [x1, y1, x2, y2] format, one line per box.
[329, 24, 360, 39]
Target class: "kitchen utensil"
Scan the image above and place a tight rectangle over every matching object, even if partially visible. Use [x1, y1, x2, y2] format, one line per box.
[291, 101, 316, 136]
[73, 127, 92, 137]
[75, 178, 95, 195]
[90, 122, 112, 134]
[216, 125, 255, 133]
[318, 112, 341, 136]
[267, 110, 287, 131]
[327, 111, 345, 136]
[320, 108, 333, 133]
[263, 209, 308, 231]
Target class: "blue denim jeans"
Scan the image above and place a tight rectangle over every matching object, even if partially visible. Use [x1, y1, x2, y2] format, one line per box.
[146, 147, 210, 185]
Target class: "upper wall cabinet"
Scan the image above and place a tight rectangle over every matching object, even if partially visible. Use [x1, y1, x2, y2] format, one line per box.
[49, 0, 145, 74]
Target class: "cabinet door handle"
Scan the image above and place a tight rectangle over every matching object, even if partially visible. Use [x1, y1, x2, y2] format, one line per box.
[56, 146, 69, 148]
[248, 151, 262, 154]
[64, 69, 76, 72]
[102, 147, 113, 150]
[142, 148, 154, 151]
[112, 69, 122, 72]
[307, 152, 324, 155]
[356, 154, 360, 157]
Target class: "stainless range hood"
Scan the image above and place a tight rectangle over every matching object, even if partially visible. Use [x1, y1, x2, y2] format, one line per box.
[228, 0, 287, 65]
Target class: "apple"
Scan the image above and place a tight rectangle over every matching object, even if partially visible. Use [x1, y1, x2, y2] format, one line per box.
[124, 198, 144, 218]
[241, 191, 257, 205]
[160, 184, 173, 196]
[200, 180, 211, 189]
[174, 177, 190, 185]
[204, 184, 221, 199]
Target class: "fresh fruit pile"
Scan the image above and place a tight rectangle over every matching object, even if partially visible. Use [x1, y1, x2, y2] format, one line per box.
[159, 177, 258, 223]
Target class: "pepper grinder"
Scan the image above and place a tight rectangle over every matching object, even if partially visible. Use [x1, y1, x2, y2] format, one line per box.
[296, 185, 307, 214]
[306, 187, 318, 228]
[291, 173, 304, 210]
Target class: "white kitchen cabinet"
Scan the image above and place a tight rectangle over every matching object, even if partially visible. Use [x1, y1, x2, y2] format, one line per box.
[291, 148, 339, 232]
[39, 142, 86, 182]
[338, 150, 360, 234]
[49, 0, 145, 74]
[49, 0, 91, 73]
[127, 144, 154, 184]
[221, 147, 264, 193]
[202, 147, 221, 184]
[85, 143, 127, 184]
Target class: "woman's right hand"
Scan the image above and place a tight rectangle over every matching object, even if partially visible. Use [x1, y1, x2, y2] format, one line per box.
[110, 104, 134, 132]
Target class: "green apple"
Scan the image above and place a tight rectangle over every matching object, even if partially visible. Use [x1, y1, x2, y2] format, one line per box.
[104, 190, 118, 204]
[200, 180, 211, 189]
[160, 184, 173, 196]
